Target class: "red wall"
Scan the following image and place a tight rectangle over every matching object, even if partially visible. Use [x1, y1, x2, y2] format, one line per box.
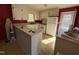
[0, 4, 12, 40]
[57, 5, 79, 33]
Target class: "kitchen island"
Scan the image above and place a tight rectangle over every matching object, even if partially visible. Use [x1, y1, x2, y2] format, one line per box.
[13, 23, 43, 55]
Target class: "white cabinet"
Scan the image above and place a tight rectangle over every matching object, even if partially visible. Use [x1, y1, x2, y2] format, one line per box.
[31, 32, 42, 55]
[48, 8, 59, 17]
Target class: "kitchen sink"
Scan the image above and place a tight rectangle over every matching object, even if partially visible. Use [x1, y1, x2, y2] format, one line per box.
[65, 32, 76, 37]
[64, 32, 79, 40]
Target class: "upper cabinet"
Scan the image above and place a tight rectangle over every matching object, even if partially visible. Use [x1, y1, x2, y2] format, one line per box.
[39, 8, 59, 19]
[48, 8, 59, 17]
[39, 11, 48, 19]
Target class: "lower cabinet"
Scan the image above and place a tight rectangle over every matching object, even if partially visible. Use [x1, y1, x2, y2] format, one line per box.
[14, 26, 42, 55]
[14, 27, 31, 54]
[55, 36, 79, 55]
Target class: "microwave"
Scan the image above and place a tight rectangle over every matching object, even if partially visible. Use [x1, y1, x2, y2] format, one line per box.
[41, 18, 47, 25]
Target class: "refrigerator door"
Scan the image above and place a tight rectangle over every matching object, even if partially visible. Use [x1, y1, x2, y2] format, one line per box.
[46, 17, 58, 36]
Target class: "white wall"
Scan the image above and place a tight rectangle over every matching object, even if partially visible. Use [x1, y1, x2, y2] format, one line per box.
[12, 4, 40, 21]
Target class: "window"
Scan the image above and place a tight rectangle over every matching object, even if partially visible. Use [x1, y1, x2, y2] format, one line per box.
[27, 14, 34, 22]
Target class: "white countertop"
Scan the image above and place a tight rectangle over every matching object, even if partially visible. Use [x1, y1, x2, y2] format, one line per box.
[13, 23, 43, 36]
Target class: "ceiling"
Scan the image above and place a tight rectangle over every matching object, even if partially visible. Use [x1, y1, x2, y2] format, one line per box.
[26, 4, 78, 11]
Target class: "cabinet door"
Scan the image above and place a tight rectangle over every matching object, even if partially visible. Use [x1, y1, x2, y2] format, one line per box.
[25, 33, 31, 54]
[48, 9, 59, 17]
[31, 32, 42, 55]
[55, 37, 79, 55]
[14, 27, 31, 54]
[14, 27, 26, 53]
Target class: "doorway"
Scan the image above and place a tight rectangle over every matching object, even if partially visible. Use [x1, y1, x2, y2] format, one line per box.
[58, 11, 76, 36]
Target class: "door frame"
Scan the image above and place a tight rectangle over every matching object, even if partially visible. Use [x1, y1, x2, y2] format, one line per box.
[58, 11, 77, 35]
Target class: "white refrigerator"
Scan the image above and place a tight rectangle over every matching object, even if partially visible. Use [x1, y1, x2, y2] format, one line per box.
[46, 17, 58, 36]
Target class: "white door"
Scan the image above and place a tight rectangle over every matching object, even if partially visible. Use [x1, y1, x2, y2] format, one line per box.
[46, 17, 58, 36]
[58, 11, 76, 36]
